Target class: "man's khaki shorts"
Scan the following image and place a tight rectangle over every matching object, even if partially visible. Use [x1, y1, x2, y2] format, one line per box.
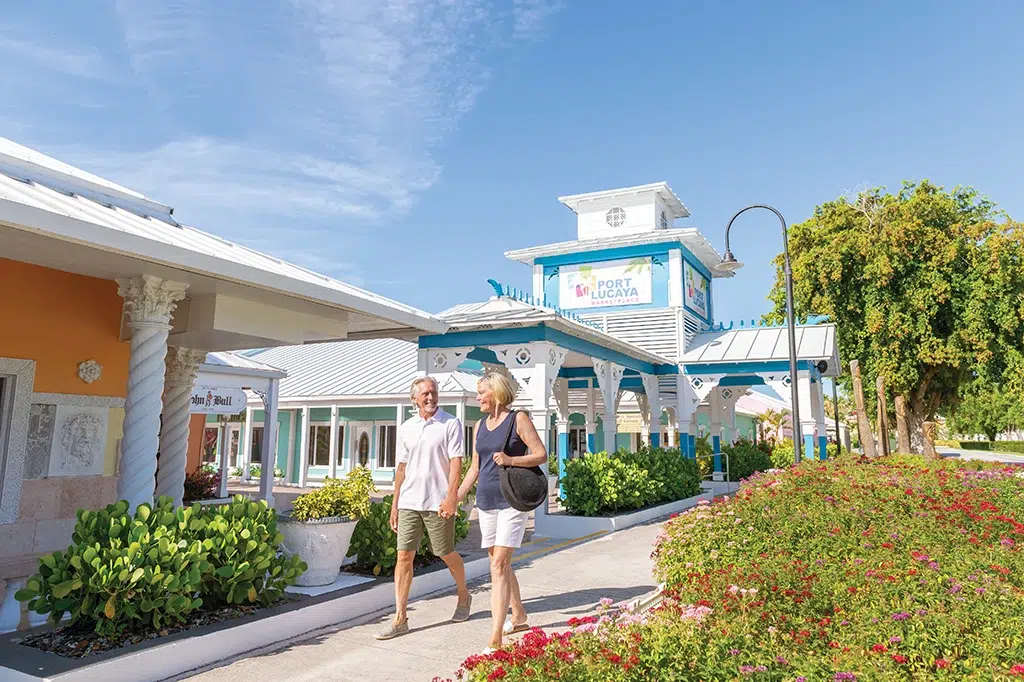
[397, 509, 456, 556]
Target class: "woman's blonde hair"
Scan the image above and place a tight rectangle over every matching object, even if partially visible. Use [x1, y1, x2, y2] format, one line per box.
[478, 372, 516, 409]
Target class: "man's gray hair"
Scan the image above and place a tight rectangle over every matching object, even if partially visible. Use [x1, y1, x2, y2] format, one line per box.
[410, 375, 439, 400]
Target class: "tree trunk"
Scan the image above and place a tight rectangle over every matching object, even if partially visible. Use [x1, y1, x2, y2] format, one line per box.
[907, 397, 931, 455]
[850, 361, 877, 457]
[876, 376, 891, 456]
[922, 422, 937, 459]
[895, 395, 911, 453]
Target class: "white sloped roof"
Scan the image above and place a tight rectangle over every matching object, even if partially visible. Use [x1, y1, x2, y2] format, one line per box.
[201, 351, 287, 379]
[0, 138, 447, 339]
[437, 296, 678, 368]
[682, 324, 840, 376]
[503, 228, 726, 277]
[248, 338, 479, 400]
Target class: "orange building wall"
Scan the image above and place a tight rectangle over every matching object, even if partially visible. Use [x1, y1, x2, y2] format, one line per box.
[0, 259, 129, 397]
[185, 414, 207, 474]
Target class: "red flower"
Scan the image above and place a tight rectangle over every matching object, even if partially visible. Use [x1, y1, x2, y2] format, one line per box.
[871, 644, 888, 653]
[892, 654, 908, 664]
[487, 667, 507, 681]
[935, 659, 950, 669]
[1010, 663, 1024, 676]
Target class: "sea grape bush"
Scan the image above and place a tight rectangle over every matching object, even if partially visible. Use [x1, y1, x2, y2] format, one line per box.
[560, 448, 701, 517]
[457, 456, 1024, 680]
[15, 496, 304, 635]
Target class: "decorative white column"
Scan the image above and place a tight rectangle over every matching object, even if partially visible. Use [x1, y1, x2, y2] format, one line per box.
[217, 420, 230, 498]
[328, 405, 339, 479]
[455, 401, 466, 430]
[116, 275, 188, 512]
[156, 347, 206, 505]
[298, 406, 310, 488]
[585, 379, 597, 453]
[811, 377, 828, 460]
[710, 388, 725, 481]
[796, 371, 816, 462]
[257, 378, 279, 506]
[285, 410, 296, 483]
[593, 360, 624, 454]
[640, 374, 662, 448]
[241, 405, 254, 482]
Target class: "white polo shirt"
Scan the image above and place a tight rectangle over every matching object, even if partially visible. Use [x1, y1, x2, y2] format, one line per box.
[396, 409, 465, 512]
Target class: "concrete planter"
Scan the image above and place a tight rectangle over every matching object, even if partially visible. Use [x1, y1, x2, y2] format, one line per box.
[278, 515, 357, 587]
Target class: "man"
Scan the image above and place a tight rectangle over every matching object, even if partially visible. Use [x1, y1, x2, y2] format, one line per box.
[375, 376, 471, 640]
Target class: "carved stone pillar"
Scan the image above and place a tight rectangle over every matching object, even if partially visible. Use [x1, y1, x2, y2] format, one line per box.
[156, 347, 206, 505]
[116, 275, 189, 511]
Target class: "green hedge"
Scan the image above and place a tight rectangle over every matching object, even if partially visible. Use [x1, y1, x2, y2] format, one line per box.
[15, 496, 304, 635]
[560, 447, 701, 517]
[721, 440, 773, 481]
[934, 440, 1024, 453]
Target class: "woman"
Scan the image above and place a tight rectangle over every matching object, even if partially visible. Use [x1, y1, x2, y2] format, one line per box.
[458, 372, 548, 653]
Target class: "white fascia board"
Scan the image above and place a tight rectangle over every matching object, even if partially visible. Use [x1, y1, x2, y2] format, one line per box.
[0, 198, 448, 335]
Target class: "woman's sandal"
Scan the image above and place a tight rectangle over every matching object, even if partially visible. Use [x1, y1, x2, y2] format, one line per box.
[502, 619, 531, 635]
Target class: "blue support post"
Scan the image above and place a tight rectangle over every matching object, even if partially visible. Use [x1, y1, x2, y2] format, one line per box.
[803, 431, 815, 463]
[818, 435, 829, 460]
[712, 434, 722, 473]
[650, 432, 660, 448]
[586, 432, 596, 453]
[557, 430, 570, 475]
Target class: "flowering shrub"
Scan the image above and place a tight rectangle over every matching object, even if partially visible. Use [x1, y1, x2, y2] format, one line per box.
[457, 455, 1024, 680]
[771, 438, 795, 469]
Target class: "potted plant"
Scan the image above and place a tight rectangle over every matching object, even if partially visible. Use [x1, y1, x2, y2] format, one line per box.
[278, 467, 376, 586]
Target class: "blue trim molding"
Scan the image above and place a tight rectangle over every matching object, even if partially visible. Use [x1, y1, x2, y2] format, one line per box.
[683, 360, 816, 375]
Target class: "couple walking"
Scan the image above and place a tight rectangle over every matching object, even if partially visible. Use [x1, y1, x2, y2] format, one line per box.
[374, 372, 546, 653]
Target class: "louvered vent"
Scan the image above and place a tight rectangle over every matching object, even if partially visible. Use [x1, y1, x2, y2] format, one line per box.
[579, 309, 681, 360]
[682, 312, 703, 353]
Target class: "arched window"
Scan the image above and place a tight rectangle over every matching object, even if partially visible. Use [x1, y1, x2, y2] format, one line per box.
[357, 432, 370, 467]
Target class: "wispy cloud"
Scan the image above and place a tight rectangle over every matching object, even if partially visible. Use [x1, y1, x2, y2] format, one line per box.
[3, 0, 562, 282]
[0, 33, 108, 79]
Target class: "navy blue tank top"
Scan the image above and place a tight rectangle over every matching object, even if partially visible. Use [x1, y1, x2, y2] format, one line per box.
[475, 412, 528, 511]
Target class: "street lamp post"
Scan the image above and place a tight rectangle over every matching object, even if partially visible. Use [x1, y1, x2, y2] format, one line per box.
[715, 205, 803, 465]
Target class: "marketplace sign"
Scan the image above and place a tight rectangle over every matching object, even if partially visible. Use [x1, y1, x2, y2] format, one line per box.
[559, 258, 653, 310]
[189, 386, 248, 415]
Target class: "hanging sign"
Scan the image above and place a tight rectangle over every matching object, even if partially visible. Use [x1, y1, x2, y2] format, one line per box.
[559, 258, 653, 309]
[616, 413, 644, 433]
[190, 386, 248, 414]
[683, 261, 709, 319]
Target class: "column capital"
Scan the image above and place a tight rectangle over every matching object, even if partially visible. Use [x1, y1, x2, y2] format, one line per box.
[165, 347, 206, 387]
[117, 275, 188, 328]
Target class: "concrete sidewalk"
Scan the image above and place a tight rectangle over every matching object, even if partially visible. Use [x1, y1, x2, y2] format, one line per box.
[179, 521, 665, 682]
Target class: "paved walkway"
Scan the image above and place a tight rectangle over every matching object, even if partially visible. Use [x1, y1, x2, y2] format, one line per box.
[180, 521, 664, 682]
[937, 446, 1024, 464]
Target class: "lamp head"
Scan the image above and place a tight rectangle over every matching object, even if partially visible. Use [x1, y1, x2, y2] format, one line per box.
[716, 249, 744, 273]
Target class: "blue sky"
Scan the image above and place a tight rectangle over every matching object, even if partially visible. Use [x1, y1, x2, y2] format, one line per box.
[3, 1, 1022, 324]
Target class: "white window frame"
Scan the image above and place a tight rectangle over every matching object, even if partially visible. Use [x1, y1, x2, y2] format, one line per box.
[306, 420, 333, 468]
[376, 421, 398, 470]
[249, 422, 265, 465]
[0, 358, 35, 525]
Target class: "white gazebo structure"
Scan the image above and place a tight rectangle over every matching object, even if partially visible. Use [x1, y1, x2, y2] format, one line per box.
[191, 351, 288, 504]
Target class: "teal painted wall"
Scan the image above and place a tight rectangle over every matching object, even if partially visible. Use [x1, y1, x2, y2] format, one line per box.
[280, 404, 478, 485]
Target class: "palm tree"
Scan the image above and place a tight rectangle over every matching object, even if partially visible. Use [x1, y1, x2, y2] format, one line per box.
[760, 409, 791, 445]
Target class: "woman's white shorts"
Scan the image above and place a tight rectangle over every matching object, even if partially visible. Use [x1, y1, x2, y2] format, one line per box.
[478, 506, 529, 549]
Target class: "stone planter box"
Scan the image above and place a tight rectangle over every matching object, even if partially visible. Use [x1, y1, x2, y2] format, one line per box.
[277, 515, 357, 587]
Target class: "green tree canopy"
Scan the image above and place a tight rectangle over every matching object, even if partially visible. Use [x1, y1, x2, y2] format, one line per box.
[948, 382, 1024, 442]
[765, 181, 1024, 451]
